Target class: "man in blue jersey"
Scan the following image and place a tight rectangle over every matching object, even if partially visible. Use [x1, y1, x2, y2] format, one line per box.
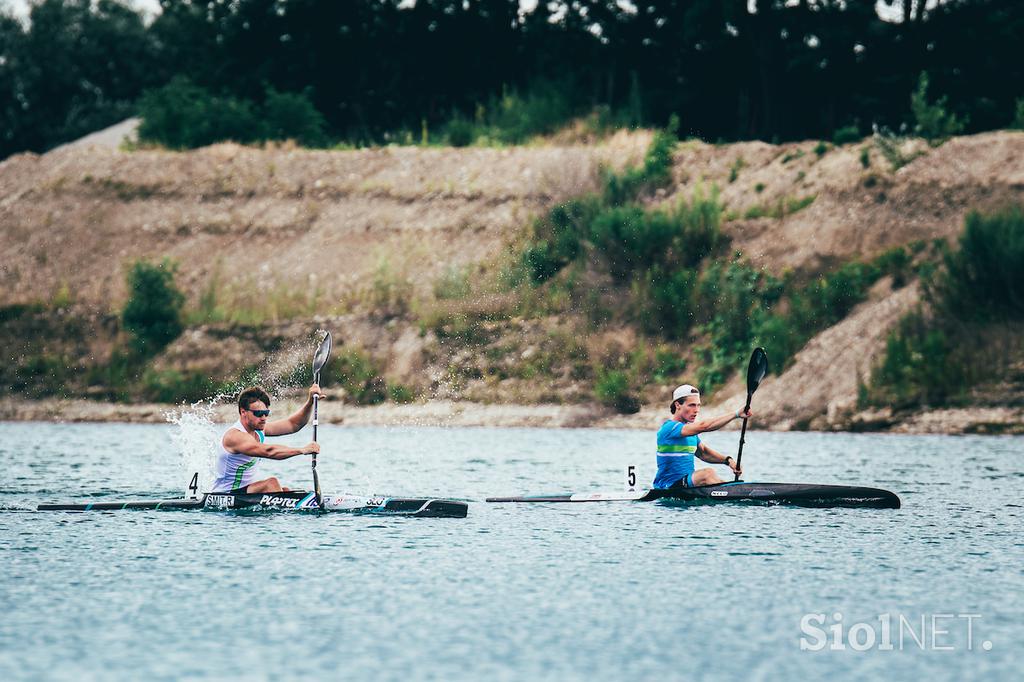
[212, 385, 322, 494]
[654, 384, 751, 489]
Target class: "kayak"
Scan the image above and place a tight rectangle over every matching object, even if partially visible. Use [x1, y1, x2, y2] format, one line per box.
[38, 490, 469, 518]
[486, 481, 901, 509]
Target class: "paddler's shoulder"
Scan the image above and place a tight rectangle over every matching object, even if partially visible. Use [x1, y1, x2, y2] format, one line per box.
[657, 419, 679, 435]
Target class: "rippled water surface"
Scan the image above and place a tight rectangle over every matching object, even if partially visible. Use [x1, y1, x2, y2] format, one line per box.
[1, 422, 1020, 680]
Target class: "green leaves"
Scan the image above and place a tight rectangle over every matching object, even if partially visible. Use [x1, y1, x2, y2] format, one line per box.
[138, 78, 328, 149]
[936, 207, 1024, 322]
[911, 72, 968, 145]
[122, 258, 184, 355]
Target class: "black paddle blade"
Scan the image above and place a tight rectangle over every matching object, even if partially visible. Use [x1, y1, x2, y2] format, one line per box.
[313, 331, 333, 375]
[746, 347, 768, 395]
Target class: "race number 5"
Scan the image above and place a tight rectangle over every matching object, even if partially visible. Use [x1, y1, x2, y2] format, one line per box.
[627, 465, 636, 489]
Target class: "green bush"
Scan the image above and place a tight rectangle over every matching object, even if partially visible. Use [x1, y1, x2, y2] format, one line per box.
[875, 246, 912, 287]
[444, 117, 476, 147]
[728, 156, 744, 183]
[832, 125, 861, 146]
[595, 368, 640, 413]
[487, 80, 573, 144]
[743, 195, 814, 220]
[859, 147, 871, 168]
[687, 254, 888, 389]
[911, 72, 967, 143]
[591, 187, 723, 283]
[870, 208, 1024, 408]
[813, 141, 829, 157]
[934, 206, 1024, 321]
[652, 348, 688, 383]
[772, 261, 881, 351]
[869, 311, 961, 407]
[0, 303, 46, 323]
[633, 265, 698, 338]
[138, 77, 262, 149]
[84, 350, 137, 403]
[591, 206, 666, 281]
[11, 353, 70, 397]
[122, 259, 184, 354]
[434, 266, 473, 300]
[1013, 98, 1024, 130]
[686, 259, 779, 390]
[872, 126, 928, 170]
[522, 242, 566, 285]
[262, 87, 327, 147]
[603, 114, 678, 205]
[141, 368, 218, 403]
[524, 197, 598, 285]
[138, 77, 328, 149]
[388, 383, 416, 403]
[323, 349, 388, 405]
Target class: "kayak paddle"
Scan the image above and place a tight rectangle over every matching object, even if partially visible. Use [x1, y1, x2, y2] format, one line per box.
[734, 347, 768, 481]
[311, 330, 333, 508]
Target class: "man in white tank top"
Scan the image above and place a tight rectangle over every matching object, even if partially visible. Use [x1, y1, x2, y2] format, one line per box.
[211, 384, 322, 493]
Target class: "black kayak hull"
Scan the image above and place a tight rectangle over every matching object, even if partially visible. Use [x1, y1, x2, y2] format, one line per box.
[38, 491, 469, 518]
[487, 481, 900, 509]
[643, 482, 900, 508]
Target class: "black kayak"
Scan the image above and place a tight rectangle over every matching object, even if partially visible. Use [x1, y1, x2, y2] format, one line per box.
[486, 481, 901, 509]
[38, 490, 469, 518]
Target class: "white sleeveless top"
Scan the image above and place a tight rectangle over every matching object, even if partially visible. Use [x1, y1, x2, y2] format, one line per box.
[211, 420, 264, 492]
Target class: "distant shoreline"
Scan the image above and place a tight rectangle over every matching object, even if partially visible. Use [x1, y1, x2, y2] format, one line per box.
[2, 398, 1020, 435]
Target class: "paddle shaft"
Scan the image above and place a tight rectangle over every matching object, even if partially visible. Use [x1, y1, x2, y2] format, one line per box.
[312, 369, 322, 502]
[734, 393, 752, 482]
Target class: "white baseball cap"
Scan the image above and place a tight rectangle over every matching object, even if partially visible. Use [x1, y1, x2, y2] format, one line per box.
[672, 384, 700, 402]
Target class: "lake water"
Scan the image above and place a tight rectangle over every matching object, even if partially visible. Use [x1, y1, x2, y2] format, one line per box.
[1, 420, 1020, 680]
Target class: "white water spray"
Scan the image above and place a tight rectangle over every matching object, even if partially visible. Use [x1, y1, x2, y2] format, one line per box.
[165, 400, 222, 495]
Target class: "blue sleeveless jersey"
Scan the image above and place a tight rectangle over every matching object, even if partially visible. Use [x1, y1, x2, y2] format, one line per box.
[653, 420, 700, 489]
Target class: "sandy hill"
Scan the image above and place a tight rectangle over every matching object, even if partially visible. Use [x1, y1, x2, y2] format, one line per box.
[2, 128, 1022, 431]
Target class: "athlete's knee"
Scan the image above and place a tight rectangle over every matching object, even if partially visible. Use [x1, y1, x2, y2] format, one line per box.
[266, 477, 281, 491]
[701, 470, 722, 484]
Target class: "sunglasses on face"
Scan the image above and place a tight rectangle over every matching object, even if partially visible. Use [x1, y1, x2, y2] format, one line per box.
[248, 409, 271, 418]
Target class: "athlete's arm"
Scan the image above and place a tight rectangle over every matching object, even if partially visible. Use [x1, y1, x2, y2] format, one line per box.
[264, 383, 322, 437]
[223, 430, 319, 460]
[696, 443, 742, 476]
[680, 407, 751, 436]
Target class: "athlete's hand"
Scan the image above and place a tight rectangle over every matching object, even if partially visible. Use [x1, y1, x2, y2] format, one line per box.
[303, 442, 321, 455]
[736, 407, 753, 420]
[308, 383, 324, 402]
[728, 459, 742, 476]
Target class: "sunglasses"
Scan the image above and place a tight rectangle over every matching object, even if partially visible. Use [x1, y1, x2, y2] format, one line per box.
[248, 409, 271, 418]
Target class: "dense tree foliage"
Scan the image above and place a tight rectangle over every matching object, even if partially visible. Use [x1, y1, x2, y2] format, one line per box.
[2, 0, 1023, 157]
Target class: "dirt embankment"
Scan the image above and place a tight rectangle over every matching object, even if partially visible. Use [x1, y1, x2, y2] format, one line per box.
[3, 129, 1023, 433]
[0, 131, 650, 307]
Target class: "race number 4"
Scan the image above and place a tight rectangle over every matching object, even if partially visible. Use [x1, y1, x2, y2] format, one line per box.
[187, 472, 200, 500]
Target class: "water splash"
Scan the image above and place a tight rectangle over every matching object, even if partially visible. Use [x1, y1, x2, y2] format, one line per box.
[164, 400, 221, 496]
[238, 331, 321, 397]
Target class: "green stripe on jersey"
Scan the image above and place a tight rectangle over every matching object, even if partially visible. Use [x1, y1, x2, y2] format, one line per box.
[232, 459, 256, 490]
[657, 444, 697, 454]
